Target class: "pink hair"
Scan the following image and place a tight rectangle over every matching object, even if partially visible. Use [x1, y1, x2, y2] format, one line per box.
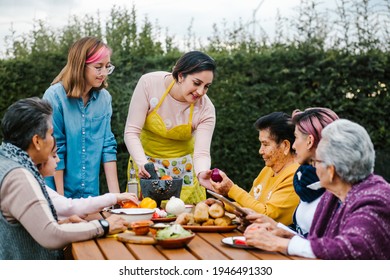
[85, 46, 111, 64]
[292, 108, 339, 148]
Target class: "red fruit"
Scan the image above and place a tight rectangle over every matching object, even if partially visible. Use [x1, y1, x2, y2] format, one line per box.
[211, 168, 223, 183]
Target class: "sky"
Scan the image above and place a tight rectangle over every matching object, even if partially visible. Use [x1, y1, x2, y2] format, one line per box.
[0, 0, 345, 55]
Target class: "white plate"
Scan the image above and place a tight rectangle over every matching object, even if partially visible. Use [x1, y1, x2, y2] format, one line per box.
[221, 236, 253, 249]
[110, 208, 155, 215]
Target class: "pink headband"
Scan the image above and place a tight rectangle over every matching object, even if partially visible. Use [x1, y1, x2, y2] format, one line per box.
[85, 46, 110, 64]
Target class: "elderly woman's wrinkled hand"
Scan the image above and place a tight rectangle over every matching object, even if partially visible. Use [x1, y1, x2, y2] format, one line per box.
[244, 223, 289, 254]
[245, 213, 277, 228]
[210, 170, 234, 196]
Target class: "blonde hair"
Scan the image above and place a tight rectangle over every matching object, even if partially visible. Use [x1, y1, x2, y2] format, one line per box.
[51, 37, 112, 98]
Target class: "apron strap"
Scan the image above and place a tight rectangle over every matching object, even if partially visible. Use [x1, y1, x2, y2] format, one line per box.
[154, 79, 175, 111]
[154, 79, 195, 125]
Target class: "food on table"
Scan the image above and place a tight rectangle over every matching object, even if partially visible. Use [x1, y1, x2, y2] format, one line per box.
[139, 197, 157, 209]
[211, 168, 223, 183]
[156, 224, 192, 240]
[208, 203, 225, 218]
[176, 212, 196, 225]
[202, 218, 215, 226]
[160, 175, 173, 180]
[193, 202, 210, 223]
[165, 196, 186, 216]
[233, 238, 247, 245]
[214, 216, 232, 226]
[153, 208, 168, 218]
[131, 220, 153, 235]
[174, 200, 234, 226]
[120, 200, 139, 208]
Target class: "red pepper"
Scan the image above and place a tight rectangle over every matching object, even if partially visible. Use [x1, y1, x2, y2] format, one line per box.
[152, 212, 159, 219]
[233, 239, 247, 245]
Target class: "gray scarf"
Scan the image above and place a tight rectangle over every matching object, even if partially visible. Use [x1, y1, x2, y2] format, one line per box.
[0, 142, 58, 221]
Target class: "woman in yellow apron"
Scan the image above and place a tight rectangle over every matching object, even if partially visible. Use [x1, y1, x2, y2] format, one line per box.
[124, 51, 217, 204]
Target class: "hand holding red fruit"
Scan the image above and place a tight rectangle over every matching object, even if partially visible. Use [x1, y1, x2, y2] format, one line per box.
[197, 170, 214, 190]
[211, 168, 223, 182]
[209, 169, 234, 196]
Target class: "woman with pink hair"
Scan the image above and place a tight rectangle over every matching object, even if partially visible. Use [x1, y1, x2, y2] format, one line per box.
[43, 37, 120, 199]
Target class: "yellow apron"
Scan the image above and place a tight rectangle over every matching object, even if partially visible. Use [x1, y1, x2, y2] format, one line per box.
[127, 80, 206, 204]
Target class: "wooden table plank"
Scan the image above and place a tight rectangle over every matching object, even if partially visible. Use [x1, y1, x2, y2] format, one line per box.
[197, 232, 260, 260]
[185, 235, 229, 260]
[156, 246, 198, 260]
[96, 238, 136, 260]
[125, 243, 167, 260]
[72, 240, 105, 260]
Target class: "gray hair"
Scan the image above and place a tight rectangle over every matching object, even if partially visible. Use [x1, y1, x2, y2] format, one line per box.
[316, 119, 375, 184]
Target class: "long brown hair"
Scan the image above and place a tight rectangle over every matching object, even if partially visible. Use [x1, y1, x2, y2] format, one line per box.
[51, 37, 112, 98]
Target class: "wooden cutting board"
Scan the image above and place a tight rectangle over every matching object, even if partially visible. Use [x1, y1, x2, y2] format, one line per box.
[117, 232, 157, 244]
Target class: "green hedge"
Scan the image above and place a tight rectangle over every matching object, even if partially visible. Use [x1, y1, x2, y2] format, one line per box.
[1, 2, 389, 193]
[1, 46, 389, 193]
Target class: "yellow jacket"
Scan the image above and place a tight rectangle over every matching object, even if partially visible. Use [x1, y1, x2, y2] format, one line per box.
[227, 163, 300, 225]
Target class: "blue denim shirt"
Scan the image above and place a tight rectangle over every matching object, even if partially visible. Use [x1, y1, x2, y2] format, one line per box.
[43, 83, 117, 198]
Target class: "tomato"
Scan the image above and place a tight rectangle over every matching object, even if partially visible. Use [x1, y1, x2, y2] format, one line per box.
[160, 175, 173, 180]
[120, 200, 139, 208]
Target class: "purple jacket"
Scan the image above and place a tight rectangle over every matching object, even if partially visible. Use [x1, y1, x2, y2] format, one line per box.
[308, 174, 390, 259]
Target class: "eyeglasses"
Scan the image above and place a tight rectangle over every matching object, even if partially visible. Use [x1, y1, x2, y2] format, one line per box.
[311, 159, 325, 168]
[86, 64, 115, 75]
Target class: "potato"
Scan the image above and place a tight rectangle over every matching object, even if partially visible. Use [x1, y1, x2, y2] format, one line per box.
[175, 213, 194, 225]
[208, 203, 225, 218]
[193, 202, 209, 223]
[202, 218, 215, 226]
[214, 216, 232, 226]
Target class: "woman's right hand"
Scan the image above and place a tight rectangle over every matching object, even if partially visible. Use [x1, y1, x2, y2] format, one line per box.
[138, 163, 151, 178]
[245, 213, 278, 229]
[106, 215, 129, 235]
[115, 193, 139, 204]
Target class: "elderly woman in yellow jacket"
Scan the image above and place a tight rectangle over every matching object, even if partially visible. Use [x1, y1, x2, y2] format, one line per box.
[210, 112, 299, 225]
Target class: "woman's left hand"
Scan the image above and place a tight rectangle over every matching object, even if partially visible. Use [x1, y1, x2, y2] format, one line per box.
[197, 170, 214, 190]
[244, 223, 289, 254]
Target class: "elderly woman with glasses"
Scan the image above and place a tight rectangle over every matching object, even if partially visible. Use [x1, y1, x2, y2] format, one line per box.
[244, 119, 390, 259]
[43, 37, 119, 199]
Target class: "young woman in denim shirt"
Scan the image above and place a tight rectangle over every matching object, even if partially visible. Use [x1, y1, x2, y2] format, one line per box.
[43, 37, 119, 198]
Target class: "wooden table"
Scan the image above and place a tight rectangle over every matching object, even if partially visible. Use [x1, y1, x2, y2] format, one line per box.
[68, 212, 307, 260]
